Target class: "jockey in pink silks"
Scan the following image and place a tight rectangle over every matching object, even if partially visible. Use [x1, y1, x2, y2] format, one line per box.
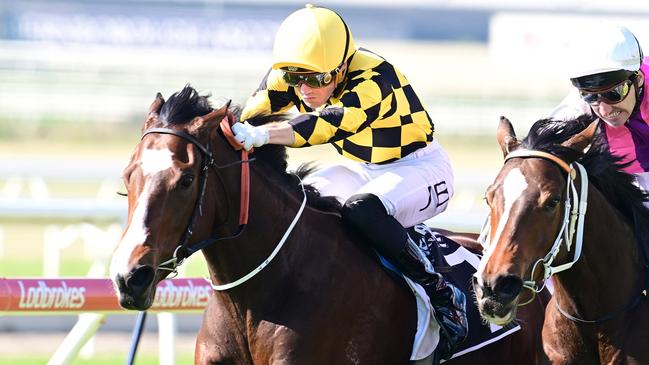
[549, 25, 649, 205]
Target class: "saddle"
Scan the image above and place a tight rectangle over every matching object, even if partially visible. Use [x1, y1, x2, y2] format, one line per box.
[399, 224, 521, 360]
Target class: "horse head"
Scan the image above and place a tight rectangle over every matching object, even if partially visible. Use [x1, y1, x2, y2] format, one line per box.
[472, 116, 597, 325]
[109, 86, 238, 310]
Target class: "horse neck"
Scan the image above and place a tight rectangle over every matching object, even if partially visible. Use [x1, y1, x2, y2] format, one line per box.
[553, 185, 644, 320]
[202, 161, 341, 306]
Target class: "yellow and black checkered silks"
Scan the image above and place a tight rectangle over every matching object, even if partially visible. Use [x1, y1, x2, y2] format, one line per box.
[241, 48, 434, 164]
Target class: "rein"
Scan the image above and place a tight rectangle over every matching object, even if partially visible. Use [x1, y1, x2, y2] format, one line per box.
[143, 113, 251, 276]
[488, 149, 648, 323]
[206, 118, 308, 291]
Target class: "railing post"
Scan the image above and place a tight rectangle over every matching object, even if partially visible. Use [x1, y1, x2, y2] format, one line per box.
[47, 313, 106, 365]
[158, 312, 177, 365]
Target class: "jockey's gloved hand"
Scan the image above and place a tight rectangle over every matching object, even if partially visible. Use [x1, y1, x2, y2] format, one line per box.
[232, 122, 269, 151]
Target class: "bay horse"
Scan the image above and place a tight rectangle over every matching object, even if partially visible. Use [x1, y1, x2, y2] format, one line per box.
[473, 116, 649, 364]
[109, 86, 547, 364]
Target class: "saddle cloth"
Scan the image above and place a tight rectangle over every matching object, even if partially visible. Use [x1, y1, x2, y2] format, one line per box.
[381, 224, 521, 361]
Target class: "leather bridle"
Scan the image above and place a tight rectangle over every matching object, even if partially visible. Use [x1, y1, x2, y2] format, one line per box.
[140, 113, 252, 277]
[483, 148, 648, 323]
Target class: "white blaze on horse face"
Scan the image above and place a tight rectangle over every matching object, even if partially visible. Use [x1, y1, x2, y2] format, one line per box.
[476, 168, 528, 284]
[140, 148, 174, 176]
[110, 148, 174, 280]
[109, 181, 154, 279]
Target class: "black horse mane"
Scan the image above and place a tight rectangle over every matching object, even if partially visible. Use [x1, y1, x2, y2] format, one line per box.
[157, 85, 341, 212]
[521, 115, 649, 227]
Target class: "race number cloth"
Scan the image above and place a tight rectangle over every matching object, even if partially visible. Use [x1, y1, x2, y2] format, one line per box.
[382, 224, 521, 360]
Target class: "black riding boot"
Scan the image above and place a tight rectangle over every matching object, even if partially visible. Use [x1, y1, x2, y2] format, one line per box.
[397, 238, 468, 361]
[341, 193, 468, 360]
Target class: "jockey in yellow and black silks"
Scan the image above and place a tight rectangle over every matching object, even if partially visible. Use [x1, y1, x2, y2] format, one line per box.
[232, 5, 468, 361]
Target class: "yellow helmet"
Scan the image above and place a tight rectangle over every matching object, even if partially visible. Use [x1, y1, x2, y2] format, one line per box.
[272, 5, 356, 73]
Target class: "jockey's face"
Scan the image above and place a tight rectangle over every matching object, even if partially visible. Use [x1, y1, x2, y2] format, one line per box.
[298, 78, 337, 109]
[297, 63, 347, 109]
[587, 73, 644, 127]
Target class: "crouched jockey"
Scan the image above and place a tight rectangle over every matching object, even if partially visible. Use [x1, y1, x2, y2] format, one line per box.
[232, 5, 468, 360]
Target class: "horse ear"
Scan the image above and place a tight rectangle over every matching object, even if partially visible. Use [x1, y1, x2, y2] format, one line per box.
[142, 93, 165, 132]
[204, 100, 232, 124]
[496, 116, 520, 158]
[561, 119, 600, 152]
[188, 100, 232, 136]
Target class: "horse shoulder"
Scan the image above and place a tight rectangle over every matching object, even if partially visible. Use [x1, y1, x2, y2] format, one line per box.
[288, 211, 417, 363]
[195, 294, 255, 365]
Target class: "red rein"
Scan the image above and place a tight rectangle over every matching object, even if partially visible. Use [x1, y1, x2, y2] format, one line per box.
[219, 113, 250, 226]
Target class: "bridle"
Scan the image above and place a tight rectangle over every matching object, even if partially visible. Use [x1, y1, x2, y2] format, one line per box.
[481, 148, 648, 323]
[142, 113, 252, 277]
[139, 113, 307, 291]
[479, 149, 588, 306]
[509, 150, 589, 299]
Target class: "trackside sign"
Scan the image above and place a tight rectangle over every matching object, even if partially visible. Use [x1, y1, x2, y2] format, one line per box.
[0, 278, 211, 313]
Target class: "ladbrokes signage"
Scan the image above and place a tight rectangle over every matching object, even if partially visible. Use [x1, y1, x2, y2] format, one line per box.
[151, 279, 210, 309]
[0, 278, 211, 313]
[18, 280, 86, 309]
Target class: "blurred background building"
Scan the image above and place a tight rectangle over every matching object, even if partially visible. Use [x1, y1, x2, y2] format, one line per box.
[2, 0, 648, 130]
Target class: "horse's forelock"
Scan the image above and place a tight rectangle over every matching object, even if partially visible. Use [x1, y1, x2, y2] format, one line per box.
[521, 116, 594, 163]
[158, 85, 213, 125]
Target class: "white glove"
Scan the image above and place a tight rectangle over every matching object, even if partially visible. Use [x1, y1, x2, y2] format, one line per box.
[231, 122, 270, 151]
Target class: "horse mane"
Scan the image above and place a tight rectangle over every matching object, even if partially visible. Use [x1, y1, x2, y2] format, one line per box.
[159, 86, 213, 125]
[521, 114, 649, 228]
[157, 85, 341, 212]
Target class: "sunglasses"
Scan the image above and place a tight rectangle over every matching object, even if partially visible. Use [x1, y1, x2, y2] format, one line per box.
[281, 70, 335, 88]
[579, 79, 633, 105]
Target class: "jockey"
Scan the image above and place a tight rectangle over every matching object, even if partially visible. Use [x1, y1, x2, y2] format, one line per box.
[549, 25, 649, 199]
[233, 4, 467, 359]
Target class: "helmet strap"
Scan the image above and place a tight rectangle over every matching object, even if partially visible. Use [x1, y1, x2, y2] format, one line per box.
[332, 57, 353, 97]
[633, 77, 643, 114]
[334, 64, 346, 84]
[629, 72, 643, 113]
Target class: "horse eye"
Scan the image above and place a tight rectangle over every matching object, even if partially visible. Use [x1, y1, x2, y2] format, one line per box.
[545, 197, 561, 210]
[179, 174, 195, 189]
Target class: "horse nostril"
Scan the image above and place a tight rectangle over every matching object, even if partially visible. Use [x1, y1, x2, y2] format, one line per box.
[125, 265, 155, 293]
[114, 273, 127, 291]
[493, 275, 523, 302]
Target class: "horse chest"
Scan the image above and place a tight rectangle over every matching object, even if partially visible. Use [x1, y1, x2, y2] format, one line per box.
[545, 311, 648, 365]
